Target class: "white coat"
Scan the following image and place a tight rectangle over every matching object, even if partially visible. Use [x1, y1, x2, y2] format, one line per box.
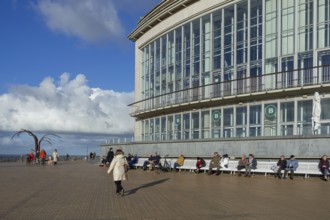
[52, 151, 59, 162]
[107, 154, 128, 181]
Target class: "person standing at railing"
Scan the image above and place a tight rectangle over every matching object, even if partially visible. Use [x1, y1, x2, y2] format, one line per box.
[318, 155, 329, 181]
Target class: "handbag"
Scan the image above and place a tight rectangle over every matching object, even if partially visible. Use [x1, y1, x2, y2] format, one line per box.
[124, 163, 129, 173]
[270, 164, 279, 172]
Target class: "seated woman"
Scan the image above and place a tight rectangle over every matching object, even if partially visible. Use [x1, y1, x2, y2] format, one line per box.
[173, 154, 185, 171]
[195, 157, 206, 174]
[128, 154, 139, 168]
[318, 155, 329, 181]
[217, 154, 229, 175]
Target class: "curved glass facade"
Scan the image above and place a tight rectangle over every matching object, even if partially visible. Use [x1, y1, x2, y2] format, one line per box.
[131, 0, 330, 142]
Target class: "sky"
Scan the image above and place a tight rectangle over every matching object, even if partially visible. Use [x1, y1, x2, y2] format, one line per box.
[0, 0, 161, 155]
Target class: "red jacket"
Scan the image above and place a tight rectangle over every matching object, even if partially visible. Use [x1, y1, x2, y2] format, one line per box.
[40, 151, 47, 159]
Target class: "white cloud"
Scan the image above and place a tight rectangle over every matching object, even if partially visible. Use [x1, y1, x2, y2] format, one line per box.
[0, 73, 134, 135]
[33, 0, 125, 44]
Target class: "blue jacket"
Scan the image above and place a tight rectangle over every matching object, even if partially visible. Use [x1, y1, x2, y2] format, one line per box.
[249, 158, 257, 169]
[286, 159, 299, 171]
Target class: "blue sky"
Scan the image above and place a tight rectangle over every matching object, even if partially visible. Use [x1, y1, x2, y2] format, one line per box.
[0, 0, 160, 155]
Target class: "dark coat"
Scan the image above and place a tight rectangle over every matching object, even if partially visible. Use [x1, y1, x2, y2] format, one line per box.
[318, 159, 330, 171]
[277, 159, 287, 169]
[107, 150, 114, 163]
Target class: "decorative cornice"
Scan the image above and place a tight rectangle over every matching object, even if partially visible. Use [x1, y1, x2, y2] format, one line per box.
[128, 0, 200, 42]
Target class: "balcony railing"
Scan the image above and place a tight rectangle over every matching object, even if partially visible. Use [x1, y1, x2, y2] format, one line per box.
[129, 65, 330, 116]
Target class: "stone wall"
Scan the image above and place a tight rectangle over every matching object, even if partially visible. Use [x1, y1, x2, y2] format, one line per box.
[100, 135, 330, 159]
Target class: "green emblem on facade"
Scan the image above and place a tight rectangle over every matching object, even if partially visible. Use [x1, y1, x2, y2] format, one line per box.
[265, 105, 276, 119]
[212, 111, 221, 121]
[175, 116, 180, 124]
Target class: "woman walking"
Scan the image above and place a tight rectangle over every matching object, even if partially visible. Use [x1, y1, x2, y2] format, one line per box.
[107, 149, 128, 196]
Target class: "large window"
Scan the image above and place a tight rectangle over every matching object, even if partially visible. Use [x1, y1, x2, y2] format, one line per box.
[223, 108, 234, 137]
[211, 109, 221, 138]
[250, 0, 263, 61]
[202, 111, 210, 138]
[281, 0, 295, 55]
[298, 0, 313, 52]
[161, 116, 166, 140]
[318, 0, 330, 48]
[280, 102, 294, 135]
[175, 27, 182, 92]
[265, 0, 278, 59]
[183, 113, 190, 139]
[236, 106, 247, 137]
[298, 52, 314, 85]
[192, 20, 200, 76]
[249, 105, 262, 137]
[264, 103, 277, 136]
[297, 100, 312, 135]
[155, 118, 160, 140]
[236, 1, 248, 65]
[280, 56, 294, 88]
[202, 15, 211, 99]
[167, 32, 175, 95]
[321, 98, 330, 134]
[192, 112, 200, 139]
[174, 114, 181, 140]
[318, 50, 330, 82]
[213, 10, 222, 70]
[224, 6, 235, 67]
[167, 116, 174, 140]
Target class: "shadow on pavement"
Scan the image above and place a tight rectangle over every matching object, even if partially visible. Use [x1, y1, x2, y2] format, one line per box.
[125, 178, 170, 196]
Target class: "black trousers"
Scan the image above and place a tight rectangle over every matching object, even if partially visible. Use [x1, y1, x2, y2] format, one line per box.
[114, 181, 123, 193]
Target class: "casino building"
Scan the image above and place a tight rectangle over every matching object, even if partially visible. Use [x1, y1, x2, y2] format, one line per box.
[102, 0, 330, 158]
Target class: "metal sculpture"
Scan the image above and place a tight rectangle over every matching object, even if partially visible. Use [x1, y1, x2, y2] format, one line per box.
[11, 129, 60, 152]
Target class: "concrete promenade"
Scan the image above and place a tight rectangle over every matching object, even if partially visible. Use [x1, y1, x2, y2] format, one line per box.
[0, 160, 329, 220]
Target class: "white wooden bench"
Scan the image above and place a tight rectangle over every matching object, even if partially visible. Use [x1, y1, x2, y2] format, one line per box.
[132, 157, 322, 178]
[133, 157, 148, 169]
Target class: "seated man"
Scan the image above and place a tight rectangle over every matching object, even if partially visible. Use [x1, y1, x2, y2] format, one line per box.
[217, 154, 229, 175]
[284, 155, 299, 180]
[173, 154, 185, 171]
[143, 154, 153, 171]
[148, 152, 161, 171]
[208, 152, 221, 175]
[237, 154, 248, 176]
[129, 154, 139, 168]
[126, 153, 132, 163]
[143, 153, 161, 171]
[195, 157, 206, 174]
[275, 155, 287, 179]
[245, 154, 257, 177]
